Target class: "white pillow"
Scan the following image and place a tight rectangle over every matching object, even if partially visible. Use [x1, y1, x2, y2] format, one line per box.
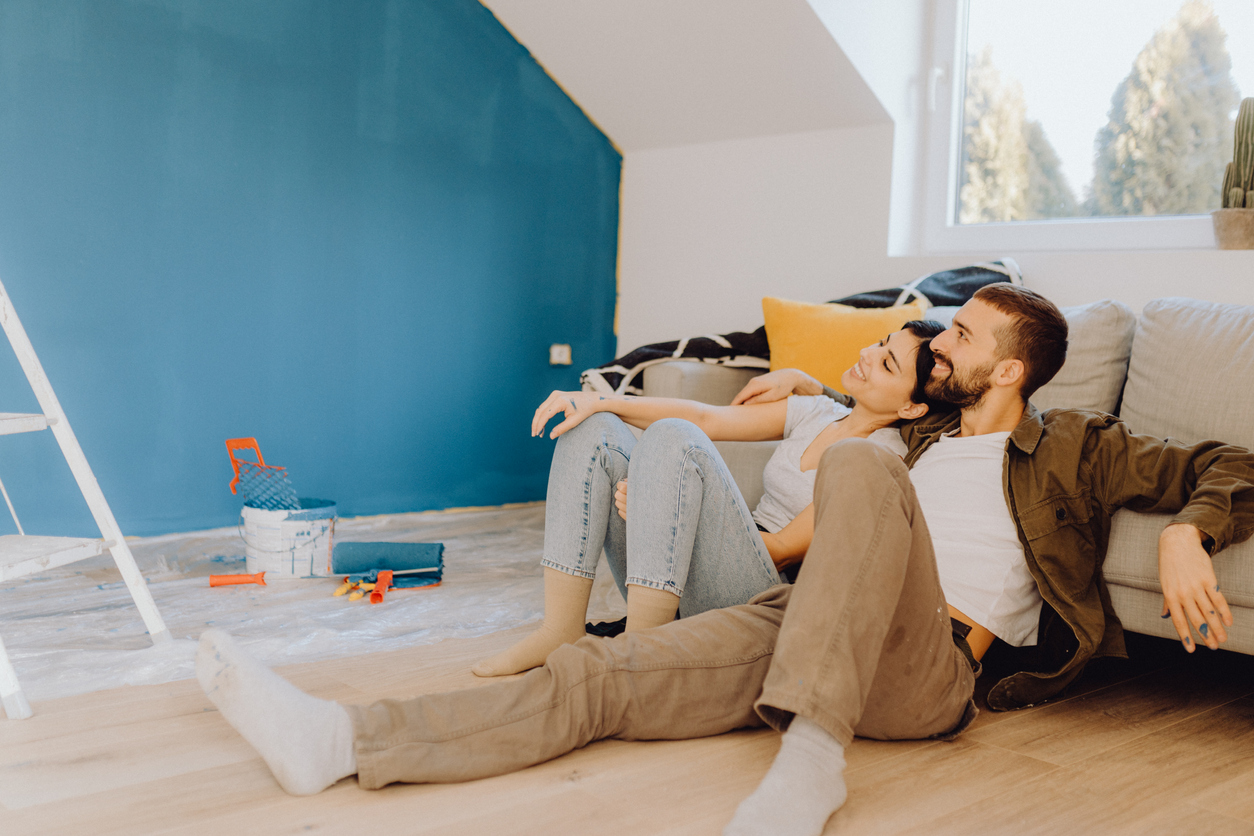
[1119, 297, 1254, 449]
[924, 306, 960, 328]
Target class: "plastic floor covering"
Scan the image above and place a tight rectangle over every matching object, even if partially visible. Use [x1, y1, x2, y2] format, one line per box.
[0, 503, 627, 705]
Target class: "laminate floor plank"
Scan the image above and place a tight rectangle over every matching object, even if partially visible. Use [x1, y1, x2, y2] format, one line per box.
[842, 736, 942, 774]
[964, 664, 1251, 766]
[559, 731, 783, 835]
[828, 738, 1059, 834]
[0, 678, 209, 748]
[5, 615, 1253, 834]
[148, 735, 768, 836]
[0, 708, 257, 810]
[1114, 803, 1253, 836]
[1186, 767, 1254, 823]
[901, 771, 1251, 836]
[0, 760, 291, 836]
[1062, 695, 1254, 802]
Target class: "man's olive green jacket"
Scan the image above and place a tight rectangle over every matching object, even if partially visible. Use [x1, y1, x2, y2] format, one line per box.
[830, 390, 1254, 710]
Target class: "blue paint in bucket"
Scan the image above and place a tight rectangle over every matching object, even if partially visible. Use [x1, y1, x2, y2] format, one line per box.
[283, 498, 337, 522]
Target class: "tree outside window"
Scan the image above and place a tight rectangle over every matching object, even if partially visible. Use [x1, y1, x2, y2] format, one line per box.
[957, 0, 1247, 225]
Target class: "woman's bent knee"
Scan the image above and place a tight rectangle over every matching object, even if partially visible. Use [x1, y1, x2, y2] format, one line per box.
[637, 417, 710, 453]
[557, 411, 632, 450]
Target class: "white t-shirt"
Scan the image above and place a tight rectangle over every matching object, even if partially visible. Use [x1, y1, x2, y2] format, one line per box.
[751, 396, 908, 533]
[909, 431, 1043, 647]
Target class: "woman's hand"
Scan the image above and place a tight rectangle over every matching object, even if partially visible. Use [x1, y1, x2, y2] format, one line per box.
[614, 479, 628, 520]
[731, 369, 823, 405]
[759, 505, 815, 572]
[532, 390, 605, 438]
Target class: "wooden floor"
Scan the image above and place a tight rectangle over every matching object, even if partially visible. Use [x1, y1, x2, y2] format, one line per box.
[1, 629, 1253, 835]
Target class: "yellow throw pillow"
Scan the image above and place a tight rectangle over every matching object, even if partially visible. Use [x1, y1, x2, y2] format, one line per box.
[762, 297, 930, 395]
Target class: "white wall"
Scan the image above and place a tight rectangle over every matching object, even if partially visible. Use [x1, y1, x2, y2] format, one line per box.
[1007, 251, 1254, 312]
[616, 2, 1254, 356]
[616, 124, 957, 353]
[480, 0, 886, 151]
[806, 0, 934, 257]
[480, 0, 1254, 359]
[618, 121, 1254, 355]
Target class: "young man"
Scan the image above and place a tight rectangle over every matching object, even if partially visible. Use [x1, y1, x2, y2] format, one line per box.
[197, 285, 1254, 836]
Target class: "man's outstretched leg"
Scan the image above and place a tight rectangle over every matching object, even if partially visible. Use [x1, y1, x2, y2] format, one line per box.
[728, 439, 975, 836]
[196, 589, 786, 793]
[198, 629, 357, 795]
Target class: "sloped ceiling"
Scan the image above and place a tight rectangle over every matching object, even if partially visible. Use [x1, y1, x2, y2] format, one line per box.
[479, 0, 889, 151]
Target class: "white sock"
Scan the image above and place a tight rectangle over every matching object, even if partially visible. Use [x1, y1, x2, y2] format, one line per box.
[725, 716, 848, 836]
[196, 629, 357, 795]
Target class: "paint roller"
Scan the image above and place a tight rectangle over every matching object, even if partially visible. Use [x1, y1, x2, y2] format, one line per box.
[211, 543, 443, 598]
[331, 542, 444, 590]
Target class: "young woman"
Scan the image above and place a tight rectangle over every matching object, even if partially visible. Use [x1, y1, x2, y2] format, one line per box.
[472, 321, 946, 677]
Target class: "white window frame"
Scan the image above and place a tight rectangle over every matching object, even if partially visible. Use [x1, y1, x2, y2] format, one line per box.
[921, 0, 1217, 254]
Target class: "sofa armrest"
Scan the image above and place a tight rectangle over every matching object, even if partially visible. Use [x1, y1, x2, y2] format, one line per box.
[714, 440, 779, 511]
[642, 362, 765, 405]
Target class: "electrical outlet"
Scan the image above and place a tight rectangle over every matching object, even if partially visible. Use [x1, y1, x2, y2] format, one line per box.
[549, 343, 572, 365]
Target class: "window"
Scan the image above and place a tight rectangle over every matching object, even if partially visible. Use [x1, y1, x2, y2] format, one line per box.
[923, 0, 1253, 252]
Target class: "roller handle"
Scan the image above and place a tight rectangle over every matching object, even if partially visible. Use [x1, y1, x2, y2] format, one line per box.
[369, 570, 394, 604]
[210, 572, 267, 587]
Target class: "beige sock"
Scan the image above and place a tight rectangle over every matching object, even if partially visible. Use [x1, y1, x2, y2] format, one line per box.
[625, 583, 681, 632]
[472, 567, 594, 676]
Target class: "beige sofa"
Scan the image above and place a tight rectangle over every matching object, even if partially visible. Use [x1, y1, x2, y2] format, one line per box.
[641, 297, 1254, 655]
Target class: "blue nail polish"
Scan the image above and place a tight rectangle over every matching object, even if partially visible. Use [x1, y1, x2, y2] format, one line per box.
[1184, 636, 1192, 647]
[1199, 623, 1209, 637]
[1160, 613, 1171, 619]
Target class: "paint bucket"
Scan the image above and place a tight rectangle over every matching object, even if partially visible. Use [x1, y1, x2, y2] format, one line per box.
[239, 498, 336, 577]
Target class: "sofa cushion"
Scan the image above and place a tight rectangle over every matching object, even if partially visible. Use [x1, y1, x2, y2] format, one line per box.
[1030, 299, 1136, 414]
[1104, 298, 1254, 622]
[762, 297, 928, 394]
[1103, 510, 1254, 609]
[1119, 297, 1254, 449]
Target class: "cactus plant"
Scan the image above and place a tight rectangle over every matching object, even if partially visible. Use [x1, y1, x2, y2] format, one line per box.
[1223, 97, 1254, 208]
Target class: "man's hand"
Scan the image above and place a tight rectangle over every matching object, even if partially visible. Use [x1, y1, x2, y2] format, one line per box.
[1158, 523, 1232, 651]
[731, 369, 823, 405]
[532, 390, 606, 438]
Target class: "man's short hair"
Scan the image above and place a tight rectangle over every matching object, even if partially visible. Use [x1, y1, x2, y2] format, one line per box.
[972, 284, 1068, 400]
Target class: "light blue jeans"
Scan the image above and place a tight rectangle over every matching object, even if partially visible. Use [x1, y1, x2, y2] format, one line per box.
[540, 413, 780, 618]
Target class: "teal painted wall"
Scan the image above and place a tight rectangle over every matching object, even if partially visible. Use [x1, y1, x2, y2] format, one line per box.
[0, 0, 620, 536]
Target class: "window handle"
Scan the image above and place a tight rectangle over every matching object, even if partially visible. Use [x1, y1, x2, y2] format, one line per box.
[928, 66, 946, 112]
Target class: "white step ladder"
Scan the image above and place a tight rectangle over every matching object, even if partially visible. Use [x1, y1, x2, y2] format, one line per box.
[0, 277, 170, 720]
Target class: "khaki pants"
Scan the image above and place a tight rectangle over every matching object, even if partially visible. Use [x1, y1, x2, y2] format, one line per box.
[348, 440, 976, 789]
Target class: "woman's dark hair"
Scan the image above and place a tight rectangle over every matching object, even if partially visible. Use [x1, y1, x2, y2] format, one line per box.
[902, 320, 948, 412]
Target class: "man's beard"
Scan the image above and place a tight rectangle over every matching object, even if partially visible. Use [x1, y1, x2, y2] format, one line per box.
[925, 351, 995, 409]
